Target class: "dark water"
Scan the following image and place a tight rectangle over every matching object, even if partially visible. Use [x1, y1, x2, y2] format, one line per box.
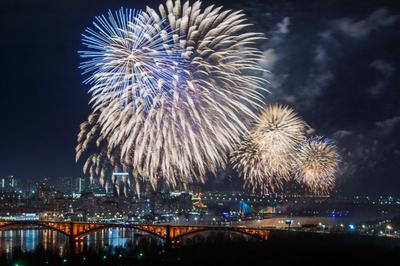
[0, 227, 161, 258]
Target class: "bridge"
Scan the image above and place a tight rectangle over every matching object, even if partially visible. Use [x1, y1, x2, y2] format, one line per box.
[0, 220, 270, 249]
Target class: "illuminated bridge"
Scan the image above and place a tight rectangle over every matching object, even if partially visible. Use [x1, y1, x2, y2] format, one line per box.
[0, 220, 270, 248]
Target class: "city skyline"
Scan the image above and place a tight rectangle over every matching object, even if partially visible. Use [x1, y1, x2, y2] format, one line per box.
[0, 0, 399, 196]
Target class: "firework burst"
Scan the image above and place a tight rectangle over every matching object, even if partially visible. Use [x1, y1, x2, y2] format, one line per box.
[294, 136, 339, 194]
[231, 104, 308, 193]
[79, 8, 185, 112]
[231, 135, 279, 194]
[77, 1, 266, 190]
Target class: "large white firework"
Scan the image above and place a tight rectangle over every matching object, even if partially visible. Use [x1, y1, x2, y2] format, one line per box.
[77, 1, 266, 189]
[79, 8, 185, 112]
[231, 104, 308, 193]
[294, 136, 339, 194]
[77, 8, 184, 193]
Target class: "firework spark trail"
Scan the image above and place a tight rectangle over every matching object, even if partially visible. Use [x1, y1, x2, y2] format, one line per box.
[294, 136, 339, 194]
[231, 104, 308, 193]
[231, 135, 273, 194]
[76, 113, 139, 195]
[77, 1, 267, 191]
[79, 8, 185, 113]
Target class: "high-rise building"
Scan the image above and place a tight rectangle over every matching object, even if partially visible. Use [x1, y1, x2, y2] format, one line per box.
[1, 175, 17, 192]
[36, 178, 61, 201]
[57, 177, 86, 197]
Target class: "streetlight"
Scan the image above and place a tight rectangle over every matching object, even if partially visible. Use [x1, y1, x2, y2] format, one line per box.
[386, 225, 393, 235]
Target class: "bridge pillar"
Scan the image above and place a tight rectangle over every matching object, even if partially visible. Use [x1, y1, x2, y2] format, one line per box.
[69, 222, 75, 255]
[164, 225, 172, 251]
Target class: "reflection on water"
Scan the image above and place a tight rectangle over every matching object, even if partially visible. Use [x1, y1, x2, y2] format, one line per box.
[79, 227, 161, 252]
[0, 228, 68, 257]
[0, 227, 161, 258]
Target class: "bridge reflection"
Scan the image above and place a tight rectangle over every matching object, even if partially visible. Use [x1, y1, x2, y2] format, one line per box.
[0, 228, 160, 257]
[0, 220, 270, 250]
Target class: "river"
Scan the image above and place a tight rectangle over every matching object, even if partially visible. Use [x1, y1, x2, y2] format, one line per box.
[0, 227, 160, 258]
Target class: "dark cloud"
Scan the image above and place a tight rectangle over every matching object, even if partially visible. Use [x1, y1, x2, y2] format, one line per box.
[368, 59, 395, 96]
[239, 1, 400, 195]
[332, 130, 352, 139]
[275, 16, 290, 34]
[375, 116, 400, 132]
[333, 8, 399, 38]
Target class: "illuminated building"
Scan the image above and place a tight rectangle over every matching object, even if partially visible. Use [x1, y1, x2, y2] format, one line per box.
[57, 177, 86, 197]
[1, 175, 17, 192]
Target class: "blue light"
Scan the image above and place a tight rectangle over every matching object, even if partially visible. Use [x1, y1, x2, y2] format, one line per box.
[239, 200, 251, 215]
[79, 8, 188, 114]
[349, 224, 355, 230]
[113, 172, 129, 176]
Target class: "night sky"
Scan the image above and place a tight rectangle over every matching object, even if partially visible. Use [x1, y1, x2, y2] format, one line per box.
[1, 0, 399, 195]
